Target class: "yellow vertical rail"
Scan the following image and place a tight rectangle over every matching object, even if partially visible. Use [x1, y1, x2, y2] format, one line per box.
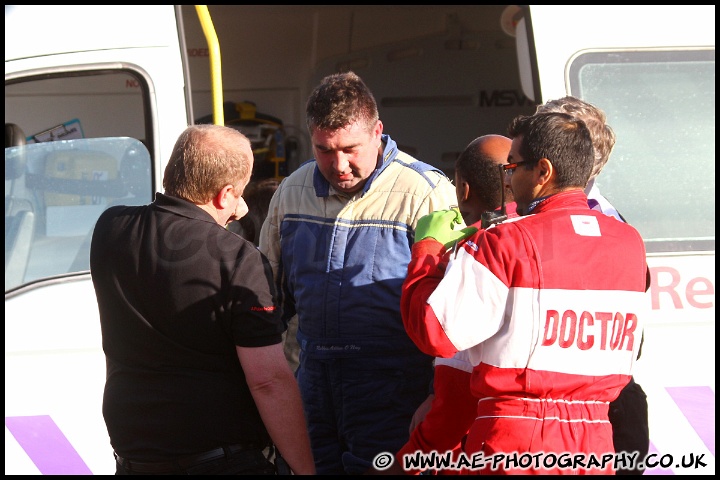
[195, 5, 224, 126]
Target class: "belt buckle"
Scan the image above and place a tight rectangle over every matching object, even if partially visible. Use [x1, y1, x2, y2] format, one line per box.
[177, 447, 225, 469]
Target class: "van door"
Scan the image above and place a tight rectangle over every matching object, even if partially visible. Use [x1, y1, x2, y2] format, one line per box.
[5, 5, 189, 475]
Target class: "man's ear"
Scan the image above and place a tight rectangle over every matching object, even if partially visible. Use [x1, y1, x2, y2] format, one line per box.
[372, 120, 384, 152]
[374, 119, 384, 138]
[458, 180, 471, 203]
[537, 158, 554, 185]
[214, 184, 234, 208]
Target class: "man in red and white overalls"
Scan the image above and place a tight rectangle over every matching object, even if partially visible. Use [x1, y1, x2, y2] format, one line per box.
[401, 112, 650, 475]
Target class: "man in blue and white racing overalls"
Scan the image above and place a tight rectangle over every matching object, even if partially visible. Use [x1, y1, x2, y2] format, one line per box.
[258, 71, 459, 474]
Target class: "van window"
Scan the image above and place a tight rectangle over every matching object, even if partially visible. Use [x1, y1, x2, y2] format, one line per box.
[5, 137, 152, 291]
[5, 71, 153, 292]
[568, 49, 715, 253]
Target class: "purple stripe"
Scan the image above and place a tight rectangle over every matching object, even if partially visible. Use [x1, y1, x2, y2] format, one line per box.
[5, 415, 93, 475]
[666, 386, 716, 456]
[644, 441, 674, 475]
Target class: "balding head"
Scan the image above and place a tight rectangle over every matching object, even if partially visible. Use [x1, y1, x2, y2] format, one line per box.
[455, 134, 512, 225]
[468, 134, 512, 163]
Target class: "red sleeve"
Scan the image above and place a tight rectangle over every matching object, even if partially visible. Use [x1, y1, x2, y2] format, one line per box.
[401, 239, 458, 358]
[395, 365, 476, 474]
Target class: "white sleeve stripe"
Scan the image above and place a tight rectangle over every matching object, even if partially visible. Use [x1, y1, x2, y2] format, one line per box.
[475, 415, 611, 424]
[427, 248, 508, 351]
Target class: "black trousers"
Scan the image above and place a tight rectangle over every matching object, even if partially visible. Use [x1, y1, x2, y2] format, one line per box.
[609, 377, 650, 475]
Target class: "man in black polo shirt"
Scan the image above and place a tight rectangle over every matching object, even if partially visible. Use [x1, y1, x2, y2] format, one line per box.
[90, 124, 314, 475]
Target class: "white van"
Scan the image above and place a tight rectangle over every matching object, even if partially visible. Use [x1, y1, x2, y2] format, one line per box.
[5, 5, 714, 474]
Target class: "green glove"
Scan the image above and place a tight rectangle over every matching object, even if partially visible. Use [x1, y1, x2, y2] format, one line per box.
[414, 208, 478, 248]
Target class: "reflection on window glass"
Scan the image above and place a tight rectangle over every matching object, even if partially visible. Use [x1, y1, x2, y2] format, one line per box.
[569, 50, 715, 253]
[5, 138, 152, 291]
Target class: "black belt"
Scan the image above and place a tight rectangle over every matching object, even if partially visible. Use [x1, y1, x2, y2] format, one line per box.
[114, 443, 264, 474]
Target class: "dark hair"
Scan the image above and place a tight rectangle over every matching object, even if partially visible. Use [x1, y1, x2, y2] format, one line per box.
[305, 71, 379, 134]
[455, 140, 505, 212]
[507, 112, 594, 189]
